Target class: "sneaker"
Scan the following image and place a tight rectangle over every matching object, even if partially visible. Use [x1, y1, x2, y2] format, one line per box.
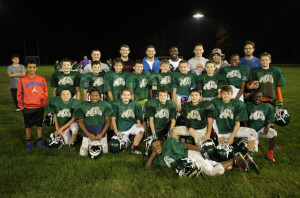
[266, 151, 275, 162]
[233, 152, 249, 172]
[37, 140, 46, 148]
[79, 147, 88, 156]
[16, 108, 21, 112]
[244, 153, 260, 174]
[25, 142, 33, 150]
[131, 149, 142, 154]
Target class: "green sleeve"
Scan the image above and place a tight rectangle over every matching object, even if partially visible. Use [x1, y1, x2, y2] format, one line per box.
[50, 73, 58, 87]
[169, 101, 177, 120]
[149, 73, 159, 86]
[104, 102, 114, 117]
[126, 73, 137, 93]
[275, 67, 286, 87]
[73, 105, 84, 119]
[48, 97, 57, 114]
[74, 72, 81, 87]
[235, 100, 248, 122]
[266, 103, 275, 123]
[145, 99, 155, 117]
[80, 73, 90, 89]
[134, 102, 143, 121]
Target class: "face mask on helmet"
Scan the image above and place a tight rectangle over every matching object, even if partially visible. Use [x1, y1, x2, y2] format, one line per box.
[88, 140, 103, 159]
[44, 112, 55, 126]
[274, 107, 290, 126]
[215, 143, 234, 162]
[108, 136, 126, 153]
[46, 133, 64, 149]
[175, 158, 202, 178]
[198, 138, 216, 159]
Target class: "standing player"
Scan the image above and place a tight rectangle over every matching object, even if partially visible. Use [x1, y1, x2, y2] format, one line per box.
[240, 41, 261, 70]
[168, 46, 182, 72]
[188, 43, 209, 75]
[119, 44, 135, 72]
[142, 45, 161, 73]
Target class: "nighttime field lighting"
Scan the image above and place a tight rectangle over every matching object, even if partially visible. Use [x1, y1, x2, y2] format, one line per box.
[193, 13, 204, 18]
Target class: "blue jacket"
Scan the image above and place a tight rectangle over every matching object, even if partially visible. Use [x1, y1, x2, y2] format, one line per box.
[142, 57, 160, 73]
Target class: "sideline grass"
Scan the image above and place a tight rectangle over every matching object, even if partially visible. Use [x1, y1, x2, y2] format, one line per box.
[0, 65, 299, 197]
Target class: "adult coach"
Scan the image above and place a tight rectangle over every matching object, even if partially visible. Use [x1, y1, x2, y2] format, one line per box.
[120, 44, 135, 72]
[142, 45, 160, 73]
[188, 43, 209, 75]
[240, 41, 262, 69]
[83, 49, 110, 74]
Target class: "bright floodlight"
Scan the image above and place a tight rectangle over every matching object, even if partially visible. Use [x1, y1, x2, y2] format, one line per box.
[193, 13, 204, 18]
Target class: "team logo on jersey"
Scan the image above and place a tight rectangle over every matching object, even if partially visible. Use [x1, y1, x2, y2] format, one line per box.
[250, 111, 265, 121]
[219, 109, 234, 119]
[161, 76, 171, 85]
[86, 107, 102, 117]
[140, 79, 148, 88]
[93, 77, 104, 86]
[164, 156, 175, 168]
[179, 77, 191, 86]
[58, 77, 74, 85]
[57, 108, 71, 118]
[121, 109, 135, 118]
[155, 109, 169, 119]
[226, 70, 241, 78]
[187, 110, 201, 120]
[113, 78, 126, 86]
[259, 74, 274, 83]
[203, 81, 218, 90]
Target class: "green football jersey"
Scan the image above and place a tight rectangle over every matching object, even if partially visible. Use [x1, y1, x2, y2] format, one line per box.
[249, 66, 286, 99]
[246, 102, 275, 131]
[126, 71, 151, 101]
[48, 96, 81, 126]
[50, 71, 81, 96]
[111, 99, 143, 132]
[73, 101, 113, 126]
[80, 72, 105, 94]
[145, 99, 177, 132]
[72, 63, 80, 71]
[212, 98, 248, 135]
[149, 72, 174, 94]
[152, 137, 188, 168]
[196, 73, 227, 97]
[182, 101, 217, 129]
[219, 65, 250, 88]
[104, 71, 130, 101]
[172, 72, 196, 96]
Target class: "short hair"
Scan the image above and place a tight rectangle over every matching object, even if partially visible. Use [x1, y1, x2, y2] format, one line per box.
[25, 58, 38, 67]
[151, 139, 161, 147]
[112, 58, 124, 66]
[146, 45, 155, 51]
[121, 87, 132, 95]
[259, 52, 271, 59]
[120, 44, 130, 50]
[158, 89, 168, 95]
[60, 89, 72, 96]
[11, 54, 19, 59]
[205, 60, 215, 67]
[134, 59, 143, 65]
[91, 48, 101, 54]
[221, 85, 233, 93]
[190, 88, 202, 96]
[91, 60, 101, 66]
[89, 88, 101, 96]
[194, 43, 204, 48]
[160, 59, 170, 66]
[61, 58, 72, 64]
[244, 41, 255, 48]
[179, 59, 188, 65]
[169, 46, 178, 51]
[230, 54, 240, 59]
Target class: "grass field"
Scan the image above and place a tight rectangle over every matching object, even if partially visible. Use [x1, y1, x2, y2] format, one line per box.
[0, 65, 300, 198]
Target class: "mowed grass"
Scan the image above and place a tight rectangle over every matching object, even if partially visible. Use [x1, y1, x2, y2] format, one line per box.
[0, 65, 300, 198]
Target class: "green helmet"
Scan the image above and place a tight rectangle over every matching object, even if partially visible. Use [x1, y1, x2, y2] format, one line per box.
[199, 138, 215, 159]
[215, 143, 234, 162]
[88, 140, 103, 159]
[174, 158, 202, 177]
[45, 133, 63, 149]
[108, 136, 126, 153]
[43, 112, 55, 126]
[275, 107, 291, 126]
[237, 138, 248, 155]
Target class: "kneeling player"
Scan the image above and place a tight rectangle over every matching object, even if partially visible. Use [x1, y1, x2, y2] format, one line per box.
[245, 91, 277, 162]
[49, 89, 81, 147]
[74, 89, 113, 156]
[111, 87, 145, 154]
[145, 137, 249, 176]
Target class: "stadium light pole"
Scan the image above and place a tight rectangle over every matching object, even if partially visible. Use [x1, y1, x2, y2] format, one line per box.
[193, 13, 204, 43]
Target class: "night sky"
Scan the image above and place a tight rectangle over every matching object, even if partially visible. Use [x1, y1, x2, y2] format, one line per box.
[0, 0, 298, 65]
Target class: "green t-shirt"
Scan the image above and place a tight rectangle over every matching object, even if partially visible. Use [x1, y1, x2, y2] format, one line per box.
[145, 99, 177, 132]
[80, 72, 105, 94]
[152, 137, 188, 168]
[196, 73, 227, 97]
[126, 70, 151, 101]
[72, 63, 81, 71]
[104, 71, 130, 101]
[172, 72, 196, 96]
[182, 101, 217, 129]
[219, 65, 250, 88]
[50, 71, 81, 96]
[111, 99, 143, 132]
[212, 98, 248, 135]
[149, 72, 174, 94]
[249, 66, 286, 99]
[73, 101, 113, 126]
[48, 97, 81, 126]
[246, 102, 275, 131]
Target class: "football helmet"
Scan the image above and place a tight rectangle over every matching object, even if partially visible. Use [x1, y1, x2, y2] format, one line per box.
[215, 143, 234, 162]
[144, 135, 156, 156]
[88, 140, 103, 159]
[274, 107, 290, 126]
[237, 138, 248, 155]
[174, 158, 202, 177]
[198, 138, 216, 159]
[108, 136, 126, 153]
[44, 112, 55, 126]
[45, 133, 64, 149]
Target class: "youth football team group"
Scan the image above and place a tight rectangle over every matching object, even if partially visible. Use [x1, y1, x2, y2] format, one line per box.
[8, 41, 287, 177]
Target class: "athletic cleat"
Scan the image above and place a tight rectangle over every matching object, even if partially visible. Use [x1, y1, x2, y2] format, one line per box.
[25, 142, 33, 150]
[131, 149, 142, 155]
[233, 152, 249, 172]
[266, 151, 275, 162]
[37, 140, 46, 148]
[244, 153, 260, 174]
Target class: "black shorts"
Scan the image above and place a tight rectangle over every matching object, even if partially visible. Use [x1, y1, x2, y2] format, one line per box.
[23, 107, 44, 128]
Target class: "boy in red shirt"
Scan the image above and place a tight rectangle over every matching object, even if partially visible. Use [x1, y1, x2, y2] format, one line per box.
[17, 59, 48, 150]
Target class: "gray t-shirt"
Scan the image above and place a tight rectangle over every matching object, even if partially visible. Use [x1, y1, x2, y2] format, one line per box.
[188, 57, 209, 75]
[6, 64, 26, 88]
[83, 62, 110, 74]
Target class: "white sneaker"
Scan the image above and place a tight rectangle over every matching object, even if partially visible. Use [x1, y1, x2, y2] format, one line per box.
[131, 150, 142, 155]
[16, 108, 21, 112]
[79, 147, 88, 156]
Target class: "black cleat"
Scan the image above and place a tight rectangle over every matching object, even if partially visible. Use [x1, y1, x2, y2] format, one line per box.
[233, 152, 249, 172]
[244, 153, 260, 174]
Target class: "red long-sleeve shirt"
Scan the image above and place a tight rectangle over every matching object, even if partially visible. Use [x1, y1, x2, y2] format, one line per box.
[17, 74, 48, 110]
